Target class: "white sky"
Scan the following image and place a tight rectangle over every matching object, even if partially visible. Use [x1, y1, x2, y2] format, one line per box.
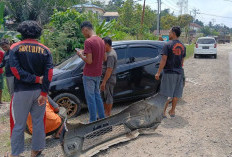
[141, 0, 232, 28]
[101, 0, 232, 28]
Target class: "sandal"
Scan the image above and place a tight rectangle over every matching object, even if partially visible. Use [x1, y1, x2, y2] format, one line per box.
[4, 153, 20, 157]
[168, 111, 175, 117]
[31, 150, 42, 157]
[162, 114, 167, 118]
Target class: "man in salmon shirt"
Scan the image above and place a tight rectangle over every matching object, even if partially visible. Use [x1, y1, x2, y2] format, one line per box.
[76, 21, 105, 122]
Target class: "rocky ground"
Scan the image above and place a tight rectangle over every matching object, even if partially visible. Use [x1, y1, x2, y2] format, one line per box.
[0, 44, 232, 157]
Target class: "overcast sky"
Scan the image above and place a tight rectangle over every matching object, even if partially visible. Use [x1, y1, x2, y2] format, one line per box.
[139, 0, 232, 28]
[102, 0, 232, 27]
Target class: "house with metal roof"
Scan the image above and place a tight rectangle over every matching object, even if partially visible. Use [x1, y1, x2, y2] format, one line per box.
[72, 3, 105, 15]
[103, 12, 119, 22]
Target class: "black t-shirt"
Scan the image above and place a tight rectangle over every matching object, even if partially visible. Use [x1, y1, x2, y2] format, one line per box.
[160, 40, 186, 74]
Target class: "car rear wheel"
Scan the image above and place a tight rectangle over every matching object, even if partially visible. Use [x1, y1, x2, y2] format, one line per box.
[53, 93, 82, 118]
[214, 54, 217, 59]
[194, 54, 197, 58]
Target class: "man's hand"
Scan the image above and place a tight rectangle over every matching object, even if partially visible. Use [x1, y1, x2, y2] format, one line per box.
[39, 76, 43, 84]
[54, 107, 60, 113]
[38, 95, 46, 106]
[155, 73, 160, 80]
[100, 82, 106, 91]
[76, 49, 84, 57]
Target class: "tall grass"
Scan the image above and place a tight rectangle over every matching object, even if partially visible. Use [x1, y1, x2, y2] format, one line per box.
[186, 44, 194, 59]
[2, 77, 11, 102]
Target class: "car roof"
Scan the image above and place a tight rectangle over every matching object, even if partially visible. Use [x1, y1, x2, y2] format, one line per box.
[197, 37, 215, 40]
[112, 40, 165, 48]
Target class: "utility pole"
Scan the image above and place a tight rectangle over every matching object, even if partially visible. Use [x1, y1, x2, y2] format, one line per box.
[177, 0, 188, 15]
[141, 0, 146, 26]
[192, 8, 199, 21]
[157, 0, 161, 36]
[140, 0, 146, 39]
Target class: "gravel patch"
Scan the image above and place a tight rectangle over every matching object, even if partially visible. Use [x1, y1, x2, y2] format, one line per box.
[1, 44, 232, 157]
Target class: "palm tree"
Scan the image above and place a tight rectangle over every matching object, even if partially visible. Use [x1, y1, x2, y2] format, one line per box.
[3, 0, 85, 26]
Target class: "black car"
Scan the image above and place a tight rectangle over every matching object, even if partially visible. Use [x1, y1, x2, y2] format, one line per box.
[49, 40, 165, 118]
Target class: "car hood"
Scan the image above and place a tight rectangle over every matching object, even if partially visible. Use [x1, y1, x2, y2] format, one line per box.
[53, 68, 66, 76]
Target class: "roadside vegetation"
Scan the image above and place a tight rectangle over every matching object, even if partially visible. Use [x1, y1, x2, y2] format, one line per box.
[186, 44, 194, 59]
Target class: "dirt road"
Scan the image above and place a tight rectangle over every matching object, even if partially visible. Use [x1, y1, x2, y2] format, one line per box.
[0, 44, 232, 157]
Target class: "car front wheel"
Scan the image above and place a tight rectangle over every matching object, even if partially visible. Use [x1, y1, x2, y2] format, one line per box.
[53, 93, 82, 118]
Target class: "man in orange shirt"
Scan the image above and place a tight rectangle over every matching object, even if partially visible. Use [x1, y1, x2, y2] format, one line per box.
[26, 97, 64, 138]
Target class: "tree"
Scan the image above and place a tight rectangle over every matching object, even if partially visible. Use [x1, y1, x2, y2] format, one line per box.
[161, 14, 178, 30]
[118, 0, 156, 37]
[208, 21, 213, 28]
[177, 14, 193, 28]
[118, 0, 134, 28]
[3, 0, 85, 26]
[41, 9, 86, 64]
[194, 19, 204, 27]
[91, 0, 105, 8]
[160, 9, 172, 17]
[201, 26, 210, 36]
[105, 0, 124, 11]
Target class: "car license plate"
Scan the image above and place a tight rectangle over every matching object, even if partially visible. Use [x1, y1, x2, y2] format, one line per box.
[202, 46, 209, 49]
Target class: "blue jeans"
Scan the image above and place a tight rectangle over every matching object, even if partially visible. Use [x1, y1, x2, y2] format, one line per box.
[83, 76, 105, 122]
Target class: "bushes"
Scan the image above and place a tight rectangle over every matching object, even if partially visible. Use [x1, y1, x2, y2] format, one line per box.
[41, 9, 86, 64]
[41, 9, 118, 64]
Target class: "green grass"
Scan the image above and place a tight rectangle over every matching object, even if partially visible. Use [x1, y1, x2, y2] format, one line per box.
[186, 44, 195, 59]
[2, 77, 11, 102]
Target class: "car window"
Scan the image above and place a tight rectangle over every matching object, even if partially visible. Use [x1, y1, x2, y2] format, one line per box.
[128, 47, 159, 62]
[56, 55, 83, 71]
[197, 39, 215, 44]
[115, 48, 127, 65]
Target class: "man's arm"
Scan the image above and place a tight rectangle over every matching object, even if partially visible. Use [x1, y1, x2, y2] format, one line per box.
[78, 52, 93, 64]
[100, 56, 115, 91]
[100, 68, 113, 91]
[48, 96, 59, 113]
[181, 58, 184, 66]
[155, 44, 169, 80]
[9, 49, 41, 84]
[155, 55, 167, 80]
[77, 40, 93, 64]
[38, 51, 53, 106]
[0, 52, 5, 68]
[104, 53, 107, 62]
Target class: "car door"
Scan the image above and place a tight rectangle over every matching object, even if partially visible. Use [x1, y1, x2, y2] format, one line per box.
[113, 45, 132, 101]
[127, 45, 160, 97]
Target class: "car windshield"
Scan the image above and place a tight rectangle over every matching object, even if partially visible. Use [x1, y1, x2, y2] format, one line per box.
[56, 55, 83, 70]
[197, 39, 215, 44]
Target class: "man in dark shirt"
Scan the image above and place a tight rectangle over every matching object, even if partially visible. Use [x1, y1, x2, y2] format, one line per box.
[9, 21, 53, 157]
[76, 21, 105, 122]
[0, 39, 14, 97]
[100, 37, 117, 117]
[155, 26, 186, 118]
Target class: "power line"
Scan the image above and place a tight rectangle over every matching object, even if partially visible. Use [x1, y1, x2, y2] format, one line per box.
[162, 0, 178, 8]
[162, 2, 179, 12]
[199, 12, 232, 19]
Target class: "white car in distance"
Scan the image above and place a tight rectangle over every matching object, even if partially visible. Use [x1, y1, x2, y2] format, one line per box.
[194, 37, 217, 59]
